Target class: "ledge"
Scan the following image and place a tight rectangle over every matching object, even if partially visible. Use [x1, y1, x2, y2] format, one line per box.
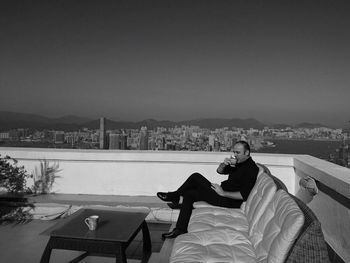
[294, 155, 350, 200]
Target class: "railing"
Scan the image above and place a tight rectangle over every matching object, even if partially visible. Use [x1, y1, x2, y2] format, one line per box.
[1, 147, 349, 262]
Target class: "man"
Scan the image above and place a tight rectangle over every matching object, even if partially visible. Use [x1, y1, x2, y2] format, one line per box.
[157, 140, 259, 239]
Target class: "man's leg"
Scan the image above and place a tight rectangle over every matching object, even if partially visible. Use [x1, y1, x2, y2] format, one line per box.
[162, 189, 198, 239]
[175, 190, 198, 232]
[159, 172, 211, 203]
[176, 172, 211, 196]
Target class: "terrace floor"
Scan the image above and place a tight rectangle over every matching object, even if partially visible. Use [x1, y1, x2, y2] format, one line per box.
[0, 194, 177, 263]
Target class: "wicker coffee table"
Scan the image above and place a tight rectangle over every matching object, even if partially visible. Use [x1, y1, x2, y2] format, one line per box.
[40, 208, 151, 263]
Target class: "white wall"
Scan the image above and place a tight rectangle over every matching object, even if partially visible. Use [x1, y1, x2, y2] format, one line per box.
[0, 147, 296, 195]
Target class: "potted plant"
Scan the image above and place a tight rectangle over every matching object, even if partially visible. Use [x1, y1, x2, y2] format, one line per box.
[31, 159, 61, 195]
[0, 154, 33, 224]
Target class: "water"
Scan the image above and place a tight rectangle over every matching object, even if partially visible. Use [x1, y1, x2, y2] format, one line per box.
[255, 139, 345, 160]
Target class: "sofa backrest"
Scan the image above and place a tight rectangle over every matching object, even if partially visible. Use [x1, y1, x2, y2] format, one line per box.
[258, 164, 330, 263]
[258, 163, 288, 192]
[250, 190, 305, 263]
[244, 172, 277, 236]
[284, 195, 330, 263]
[243, 164, 267, 212]
[240, 163, 265, 210]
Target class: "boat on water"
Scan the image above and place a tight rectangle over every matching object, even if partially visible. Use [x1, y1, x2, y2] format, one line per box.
[262, 141, 276, 147]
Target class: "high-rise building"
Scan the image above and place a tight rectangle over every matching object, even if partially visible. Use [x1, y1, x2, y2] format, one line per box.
[120, 134, 128, 150]
[108, 133, 128, 150]
[0, 132, 10, 140]
[99, 117, 107, 149]
[109, 134, 119, 149]
[9, 130, 19, 141]
[139, 126, 148, 150]
[54, 131, 65, 144]
[148, 137, 156, 150]
[214, 140, 221, 152]
[208, 135, 215, 151]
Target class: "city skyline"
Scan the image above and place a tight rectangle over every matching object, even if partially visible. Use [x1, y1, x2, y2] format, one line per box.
[1, 0, 350, 127]
[1, 116, 348, 167]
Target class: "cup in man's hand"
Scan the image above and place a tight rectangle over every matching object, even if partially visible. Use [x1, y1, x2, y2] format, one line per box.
[229, 156, 237, 166]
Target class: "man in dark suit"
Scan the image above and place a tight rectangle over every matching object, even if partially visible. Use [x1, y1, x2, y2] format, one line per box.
[157, 140, 259, 239]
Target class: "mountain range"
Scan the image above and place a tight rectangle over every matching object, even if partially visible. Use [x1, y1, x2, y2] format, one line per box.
[0, 111, 334, 132]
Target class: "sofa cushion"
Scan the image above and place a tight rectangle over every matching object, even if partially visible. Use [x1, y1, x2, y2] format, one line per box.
[188, 206, 249, 233]
[251, 190, 305, 263]
[244, 172, 277, 235]
[170, 229, 257, 263]
[188, 172, 277, 234]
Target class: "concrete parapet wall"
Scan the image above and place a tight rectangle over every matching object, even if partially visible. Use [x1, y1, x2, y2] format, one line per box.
[294, 155, 350, 263]
[0, 147, 295, 195]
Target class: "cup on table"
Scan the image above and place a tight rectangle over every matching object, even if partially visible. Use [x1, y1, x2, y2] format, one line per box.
[84, 215, 99, 231]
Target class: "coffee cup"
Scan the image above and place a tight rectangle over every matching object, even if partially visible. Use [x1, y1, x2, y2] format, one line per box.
[229, 156, 237, 166]
[84, 215, 99, 231]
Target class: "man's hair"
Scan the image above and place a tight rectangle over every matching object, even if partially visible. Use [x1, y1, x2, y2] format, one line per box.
[235, 140, 251, 154]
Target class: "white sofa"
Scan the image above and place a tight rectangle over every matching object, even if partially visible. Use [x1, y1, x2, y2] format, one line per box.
[170, 165, 330, 263]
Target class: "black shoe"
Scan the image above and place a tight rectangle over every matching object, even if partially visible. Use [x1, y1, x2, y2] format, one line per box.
[161, 228, 186, 239]
[167, 202, 182, 209]
[157, 192, 179, 204]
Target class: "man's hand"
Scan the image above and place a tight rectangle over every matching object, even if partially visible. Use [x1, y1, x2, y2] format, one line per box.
[211, 183, 225, 196]
[211, 183, 244, 200]
[224, 156, 237, 166]
[223, 157, 231, 165]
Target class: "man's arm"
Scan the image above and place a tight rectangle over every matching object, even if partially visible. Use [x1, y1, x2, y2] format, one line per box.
[216, 157, 236, 174]
[222, 190, 243, 200]
[211, 183, 243, 200]
[216, 162, 229, 174]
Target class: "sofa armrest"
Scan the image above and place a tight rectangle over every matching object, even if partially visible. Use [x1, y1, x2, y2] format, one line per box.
[285, 195, 330, 263]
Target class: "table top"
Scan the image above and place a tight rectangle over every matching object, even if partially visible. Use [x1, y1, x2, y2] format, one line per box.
[48, 208, 149, 242]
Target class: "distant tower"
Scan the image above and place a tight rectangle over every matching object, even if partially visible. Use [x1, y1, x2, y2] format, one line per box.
[139, 126, 149, 150]
[109, 133, 119, 149]
[99, 117, 106, 149]
[162, 137, 166, 150]
[54, 131, 65, 144]
[214, 140, 221, 152]
[120, 134, 128, 150]
[208, 135, 215, 151]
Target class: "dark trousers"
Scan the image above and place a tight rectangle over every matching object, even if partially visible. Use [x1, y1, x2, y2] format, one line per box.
[175, 173, 242, 231]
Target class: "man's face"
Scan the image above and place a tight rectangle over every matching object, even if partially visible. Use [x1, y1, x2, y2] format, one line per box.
[232, 143, 249, 163]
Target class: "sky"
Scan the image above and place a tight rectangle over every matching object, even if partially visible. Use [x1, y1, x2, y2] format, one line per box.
[0, 0, 349, 127]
